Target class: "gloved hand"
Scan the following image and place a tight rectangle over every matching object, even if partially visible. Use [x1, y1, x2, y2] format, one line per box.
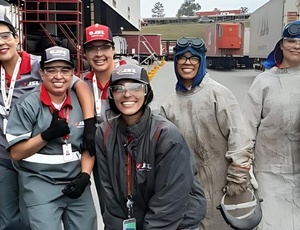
[81, 117, 96, 156]
[223, 181, 248, 196]
[41, 110, 70, 142]
[62, 172, 90, 199]
[225, 163, 250, 196]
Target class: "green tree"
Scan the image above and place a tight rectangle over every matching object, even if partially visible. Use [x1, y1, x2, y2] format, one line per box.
[151, 2, 165, 18]
[177, 0, 201, 17]
[240, 7, 249, 14]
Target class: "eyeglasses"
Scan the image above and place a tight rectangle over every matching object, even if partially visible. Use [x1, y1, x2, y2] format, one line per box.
[108, 83, 147, 99]
[282, 37, 300, 49]
[176, 55, 200, 65]
[0, 31, 13, 42]
[85, 44, 113, 54]
[43, 67, 73, 76]
[175, 37, 207, 53]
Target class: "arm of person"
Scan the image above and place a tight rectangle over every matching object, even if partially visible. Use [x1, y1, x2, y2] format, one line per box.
[95, 126, 126, 230]
[72, 77, 96, 156]
[9, 134, 46, 161]
[242, 89, 263, 141]
[216, 89, 253, 165]
[6, 103, 47, 160]
[7, 103, 70, 161]
[216, 91, 253, 194]
[143, 125, 194, 229]
[72, 77, 94, 119]
[81, 150, 95, 175]
[61, 150, 95, 199]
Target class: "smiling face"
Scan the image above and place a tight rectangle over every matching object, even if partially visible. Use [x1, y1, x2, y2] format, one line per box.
[280, 39, 300, 68]
[39, 61, 74, 103]
[110, 79, 146, 125]
[176, 51, 200, 88]
[0, 23, 19, 63]
[84, 40, 115, 74]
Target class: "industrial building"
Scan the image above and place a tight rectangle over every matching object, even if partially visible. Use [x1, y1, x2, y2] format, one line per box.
[0, 0, 141, 74]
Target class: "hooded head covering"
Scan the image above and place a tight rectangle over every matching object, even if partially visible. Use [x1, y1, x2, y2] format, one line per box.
[174, 37, 207, 91]
[263, 20, 300, 69]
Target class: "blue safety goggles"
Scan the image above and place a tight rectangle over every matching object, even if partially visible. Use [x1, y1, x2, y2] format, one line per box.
[174, 37, 207, 54]
[282, 22, 300, 38]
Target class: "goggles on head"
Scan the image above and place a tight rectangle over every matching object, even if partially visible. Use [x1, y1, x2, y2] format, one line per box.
[282, 22, 300, 38]
[175, 37, 207, 53]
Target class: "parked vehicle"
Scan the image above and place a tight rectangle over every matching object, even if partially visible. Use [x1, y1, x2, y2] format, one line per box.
[113, 36, 127, 56]
[198, 17, 214, 23]
[121, 34, 162, 64]
[161, 40, 176, 61]
[205, 22, 255, 70]
[249, 0, 299, 70]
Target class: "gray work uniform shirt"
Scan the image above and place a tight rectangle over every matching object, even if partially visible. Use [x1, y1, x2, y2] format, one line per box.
[6, 85, 84, 206]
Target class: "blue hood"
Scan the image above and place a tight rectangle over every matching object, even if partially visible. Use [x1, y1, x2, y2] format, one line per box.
[174, 46, 206, 92]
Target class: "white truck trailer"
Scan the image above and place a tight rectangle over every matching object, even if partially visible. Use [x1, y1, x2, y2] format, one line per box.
[249, 0, 300, 70]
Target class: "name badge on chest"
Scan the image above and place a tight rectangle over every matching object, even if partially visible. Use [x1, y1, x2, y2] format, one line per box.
[63, 143, 73, 162]
[123, 218, 136, 230]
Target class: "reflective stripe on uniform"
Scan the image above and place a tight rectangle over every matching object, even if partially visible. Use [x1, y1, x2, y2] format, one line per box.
[22, 152, 81, 164]
[6, 132, 32, 143]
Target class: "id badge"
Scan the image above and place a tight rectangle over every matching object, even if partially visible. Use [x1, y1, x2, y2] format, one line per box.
[63, 143, 73, 162]
[123, 218, 136, 230]
[3, 118, 7, 134]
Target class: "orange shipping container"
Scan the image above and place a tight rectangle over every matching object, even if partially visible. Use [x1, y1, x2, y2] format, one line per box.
[205, 22, 244, 57]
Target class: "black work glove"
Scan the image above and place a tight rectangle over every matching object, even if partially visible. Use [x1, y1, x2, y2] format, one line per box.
[41, 110, 70, 142]
[82, 117, 96, 156]
[62, 172, 90, 199]
[223, 181, 248, 196]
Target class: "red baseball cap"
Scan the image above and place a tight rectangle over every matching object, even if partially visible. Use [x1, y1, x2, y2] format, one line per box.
[84, 23, 114, 46]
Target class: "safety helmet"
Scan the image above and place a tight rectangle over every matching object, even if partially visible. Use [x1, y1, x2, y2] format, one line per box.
[217, 189, 263, 230]
[108, 64, 153, 115]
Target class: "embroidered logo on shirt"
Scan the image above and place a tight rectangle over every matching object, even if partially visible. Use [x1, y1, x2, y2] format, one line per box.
[136, 162, 152, 171]
[74, 121, 84, 128]
[22, 81, 40, 86]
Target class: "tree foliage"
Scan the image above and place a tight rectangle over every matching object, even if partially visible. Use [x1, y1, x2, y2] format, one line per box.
[240, 7, 249, 14]
[177, 0, 201, 17]
[151, 2, 165, 18]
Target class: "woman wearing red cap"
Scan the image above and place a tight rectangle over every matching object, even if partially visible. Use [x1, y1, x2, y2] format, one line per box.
[243, 20, 300, 229]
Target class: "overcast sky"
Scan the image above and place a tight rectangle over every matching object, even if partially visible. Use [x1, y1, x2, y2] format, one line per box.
[141, 0, 270, 17]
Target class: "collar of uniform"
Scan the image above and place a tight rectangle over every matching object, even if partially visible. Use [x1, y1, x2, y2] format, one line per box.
[84, 71, 109, 99]
[176, 73, 210, 96]
[40, 84, 72, 118]
[19, 51, 31, 75]
[273, 65, 300, 74]
[3, 51, 32, 86]
[118, 106, 151, 139]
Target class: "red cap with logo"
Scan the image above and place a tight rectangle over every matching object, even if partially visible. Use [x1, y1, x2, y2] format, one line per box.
[84, 23, 114, 46]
